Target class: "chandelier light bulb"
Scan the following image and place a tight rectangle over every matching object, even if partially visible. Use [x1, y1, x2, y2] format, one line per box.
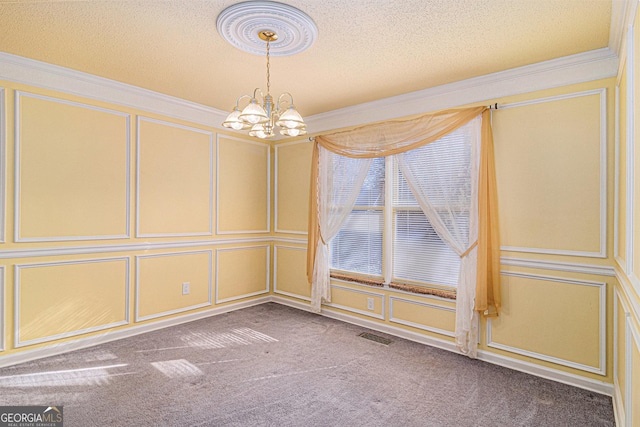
[276, 105, 305, 129]
[222, 107, 243, 129]
[239, 99, 268, 124]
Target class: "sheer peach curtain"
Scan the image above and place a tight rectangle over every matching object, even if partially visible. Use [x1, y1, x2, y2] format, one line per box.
[307, 106, 501, 358]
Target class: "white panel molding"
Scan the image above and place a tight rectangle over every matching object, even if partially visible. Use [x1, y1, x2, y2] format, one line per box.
[0, 87, 5, 243]
[306, 48, 617, 134]
[0, 296, 270, 369]
[0, 266, 4, 352]
[13, 257, 130, 348]
[273, 245, 311, 302]
[614, 84, 621, 262]
[0, 236, 274, 259]
[134, 250, 213, 322]
[14, 91, 131, 243]
[136, 116, 214, 238]
[0, 52, 228, 129]
[273, 236, 307, 245]
[625, 314, 640, 427]
[615, 268, 640, 324]
[324, 283, 385, 320]
[215, 135, 271, 235]
[614, 286, 633, 427]
[214, 245, 270, 304]
[488, 271, 607, 375]
[274, 139, 311, 235]
[389, 295, 455, 338]
[500, 256, 615, 276]
[499, 88, 608, 259]
[271, 295, 613, 396]
[625, 24, 636, 281]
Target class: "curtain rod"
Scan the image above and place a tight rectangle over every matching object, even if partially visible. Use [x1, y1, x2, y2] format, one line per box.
[308, 103, 499, 141]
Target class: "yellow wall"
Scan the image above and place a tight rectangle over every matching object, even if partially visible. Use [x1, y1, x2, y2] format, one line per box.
[494, 92, 603, 255]
[0, 81, 271, 362]
[217, 136, 270, 233]
[137, 117, 213, 237]
[613, 4, 640, 425]
[273, 78, 617, 389]
[0, 33, 633, 420]
[16, 92, 129, 240]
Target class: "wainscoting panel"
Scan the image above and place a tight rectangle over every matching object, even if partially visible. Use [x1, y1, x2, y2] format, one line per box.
[215, 245, 270, 303]
[389, 296, 456, 338]
[135, 250, 212, 322]
[494, 89, 607, 258]
[0, 266, 4, 351]
[273, 245, 310, 301]
[274, 140, 313, 234]
[616, 67, 628, 267]
[14, 91, 130, 242]
[615, 292, 629, 419]
[325, 284, 385, 320]
[136, 117, 213, 238]
[216, 136, 270, 234]
[0, 87, 5, 243]
[14, 257, 129, 347]
[488, 271, 606, 374]
[629, 306, 640, 426]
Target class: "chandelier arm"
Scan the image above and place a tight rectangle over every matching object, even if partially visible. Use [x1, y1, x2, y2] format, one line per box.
[251, 88, 264, 100]
[276, 92, 295, 112]
[235, 94, 253, 107]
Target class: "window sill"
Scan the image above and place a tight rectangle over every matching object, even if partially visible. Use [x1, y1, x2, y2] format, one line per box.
[329, 272, 456, 300]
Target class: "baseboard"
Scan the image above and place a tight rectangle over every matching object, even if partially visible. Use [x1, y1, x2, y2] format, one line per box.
[476, 350, 613, 396]
[0, 296, 271, 369]
[270, 296, 614, 397]
[612, 381, 626, 426]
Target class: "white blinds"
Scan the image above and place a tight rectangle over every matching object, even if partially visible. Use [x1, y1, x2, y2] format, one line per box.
[393, 126, 473, 287]
[329, 125, 472, 289]
[393, 209, 460, 286]
[330, 157, 384, 277]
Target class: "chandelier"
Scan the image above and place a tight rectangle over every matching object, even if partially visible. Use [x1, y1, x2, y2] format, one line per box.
[222, 30, 307, 139]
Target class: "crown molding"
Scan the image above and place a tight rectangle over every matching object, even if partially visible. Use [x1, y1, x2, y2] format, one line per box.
[609, 0, 639, 63]
[0, 46, 618, 136]
[0, 52, 229, 128]
[305, 48, 618, 134]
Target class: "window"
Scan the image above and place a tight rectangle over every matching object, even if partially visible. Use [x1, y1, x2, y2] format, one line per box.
[330, 157, 384, 276]
[329, 125, 473, 289]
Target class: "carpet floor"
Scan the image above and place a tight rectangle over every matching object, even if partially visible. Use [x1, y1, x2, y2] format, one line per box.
[0, 303, 615, 426]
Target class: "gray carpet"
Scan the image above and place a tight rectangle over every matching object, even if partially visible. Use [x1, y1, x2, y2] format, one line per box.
[0, 303, 614, 426]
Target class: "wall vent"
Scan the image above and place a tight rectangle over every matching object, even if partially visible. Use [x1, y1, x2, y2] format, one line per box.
[358, 332, 392, 346]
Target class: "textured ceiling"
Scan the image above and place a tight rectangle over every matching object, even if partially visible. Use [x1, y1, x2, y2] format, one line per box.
[0, 0, 613, 117]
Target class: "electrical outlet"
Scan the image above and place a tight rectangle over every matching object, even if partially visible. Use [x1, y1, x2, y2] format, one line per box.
[367, 298, 374, 311]
[182, 282, 190, 295]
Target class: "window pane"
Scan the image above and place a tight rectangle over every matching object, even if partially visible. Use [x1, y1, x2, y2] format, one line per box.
[355, 157, 385, 206]
[394, 210, 460, 286]
[330, 210, 383, 276]
[394, 128, 472, 209]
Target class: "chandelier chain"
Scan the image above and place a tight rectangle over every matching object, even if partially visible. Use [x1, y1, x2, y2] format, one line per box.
[266, 37, 271, 95]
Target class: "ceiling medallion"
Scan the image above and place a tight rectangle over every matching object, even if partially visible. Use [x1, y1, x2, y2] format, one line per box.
[216, 1, 318, 57]
[218, 2, 315, 138]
